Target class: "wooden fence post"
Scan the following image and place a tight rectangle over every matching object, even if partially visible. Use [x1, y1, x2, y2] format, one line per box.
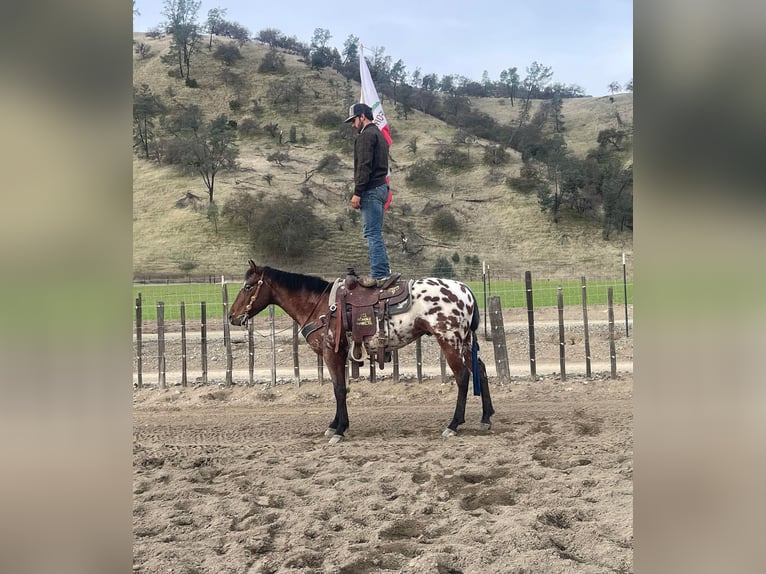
[180, 302, 188, 387]
[392, 349, 400, 383]
[156, 301, 166, 389]
[581, 277, 592, 379]
[200, 302, 208, 384]
[416, 338, 423, 383]
[557, 287, 567, 382]
[269, 305, 277, 387]
[222, 282, 233, 386]
[248, 320, 255, 386]
[608, 287, 617, 379]
[317, 354, 324, 385]
[135, 294, 142, 389]
[488, 296, 510, 383]
[525, 271, 537, 380]
[292, 321, 300, 387]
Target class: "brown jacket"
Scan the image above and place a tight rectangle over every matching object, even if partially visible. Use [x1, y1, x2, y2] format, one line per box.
[353, 123, 389, 196]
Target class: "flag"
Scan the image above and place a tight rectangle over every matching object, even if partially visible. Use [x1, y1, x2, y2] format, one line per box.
[359, 47, 393, 211]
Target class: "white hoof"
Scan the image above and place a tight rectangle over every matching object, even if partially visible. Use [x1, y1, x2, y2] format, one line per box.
[324, 428, 336, 437]
[479, 422, 492, 431]
[442, 428, 457, 438]
[328, 434, 344, 445]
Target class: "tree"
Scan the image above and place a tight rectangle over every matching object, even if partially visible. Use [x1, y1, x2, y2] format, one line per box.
[499, 68, 518, 103]
[162, 0, 202, 79]
[608, 81, 622, 94]
[166, 110, 239, 203]
[133, 84, 164, 159]
[390, 59, 407, 105]
[625, 78, 634, 92]
[205, 7, 226, 49]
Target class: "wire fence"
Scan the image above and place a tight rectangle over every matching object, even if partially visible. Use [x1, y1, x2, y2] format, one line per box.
[133, 268, 633, 388]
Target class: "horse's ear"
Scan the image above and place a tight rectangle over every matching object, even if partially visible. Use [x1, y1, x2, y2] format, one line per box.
[248, 259, 256, 270]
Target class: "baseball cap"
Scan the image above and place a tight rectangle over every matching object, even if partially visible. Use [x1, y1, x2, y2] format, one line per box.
[343, 102, 372, 123]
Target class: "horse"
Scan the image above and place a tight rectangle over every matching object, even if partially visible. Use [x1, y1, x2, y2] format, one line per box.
[228, 260, 495, 444]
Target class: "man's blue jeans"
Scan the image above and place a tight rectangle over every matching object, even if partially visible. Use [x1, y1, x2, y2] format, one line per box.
[360, 183, 391, 279]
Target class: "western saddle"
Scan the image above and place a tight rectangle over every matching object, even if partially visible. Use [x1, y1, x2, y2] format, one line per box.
[332, 268, 411, 369]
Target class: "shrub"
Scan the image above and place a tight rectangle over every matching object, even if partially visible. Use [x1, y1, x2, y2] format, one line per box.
[431, 209, 461, 236]
[314, 110, 344, 128]
[317, 153, 342, 174]
[251, 198, 326, 258]
[451, 252, 460, 264]
[185, 77, 199, 88]
[238, 118, 259, 136]
[435, 144, 471, 171]
[405, 159, 440, 189]
[431, 256, 455, 278]
[258, 48, 286, 73]
[213, 43, 243, 66]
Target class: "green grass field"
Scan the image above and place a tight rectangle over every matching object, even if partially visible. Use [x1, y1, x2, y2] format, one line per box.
[133, 278, 632, 322]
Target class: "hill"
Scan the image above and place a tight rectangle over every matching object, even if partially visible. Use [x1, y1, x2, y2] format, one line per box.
[133, 33, 632, 282]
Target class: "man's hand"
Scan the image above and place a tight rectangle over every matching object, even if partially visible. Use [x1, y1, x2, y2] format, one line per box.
[351, 195, 361, 209]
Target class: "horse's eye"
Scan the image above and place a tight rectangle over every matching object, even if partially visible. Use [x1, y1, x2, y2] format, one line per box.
[244, 284, 252, 291]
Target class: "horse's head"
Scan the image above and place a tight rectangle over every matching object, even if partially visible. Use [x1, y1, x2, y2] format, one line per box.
[228, 259, 271, 326]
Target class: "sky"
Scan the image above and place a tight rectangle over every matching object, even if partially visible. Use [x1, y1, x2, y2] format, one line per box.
[133, 0, 632, 97]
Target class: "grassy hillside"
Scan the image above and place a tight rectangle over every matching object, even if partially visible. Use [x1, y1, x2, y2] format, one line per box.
[133, 33, 633, 282]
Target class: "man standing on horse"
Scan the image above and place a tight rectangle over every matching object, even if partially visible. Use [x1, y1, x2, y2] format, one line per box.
[344, 102, 392, 288]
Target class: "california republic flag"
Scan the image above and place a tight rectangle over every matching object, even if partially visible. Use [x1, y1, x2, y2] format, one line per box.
[359, 47, 393, 210]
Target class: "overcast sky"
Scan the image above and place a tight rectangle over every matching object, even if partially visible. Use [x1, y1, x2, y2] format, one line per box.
[133, 0, 633, 97]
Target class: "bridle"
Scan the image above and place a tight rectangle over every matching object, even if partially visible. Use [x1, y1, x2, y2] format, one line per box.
[243, 269, 266, 317]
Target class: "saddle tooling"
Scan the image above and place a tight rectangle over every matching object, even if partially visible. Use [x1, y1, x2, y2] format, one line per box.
[332, 268, 410, 369]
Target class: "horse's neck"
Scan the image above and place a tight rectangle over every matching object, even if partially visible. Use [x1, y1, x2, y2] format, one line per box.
[271, 287, 327, 326]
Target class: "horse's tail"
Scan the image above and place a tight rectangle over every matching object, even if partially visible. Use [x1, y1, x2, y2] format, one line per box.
[468, 289, 482, 396]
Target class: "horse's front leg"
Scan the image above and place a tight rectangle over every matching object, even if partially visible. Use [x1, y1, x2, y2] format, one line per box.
[323, 350, 349, 445]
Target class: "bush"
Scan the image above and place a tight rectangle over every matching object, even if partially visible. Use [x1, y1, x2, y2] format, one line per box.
[251, 198, 326, 258]
[431, 209, 461, 236]
[435, 144, 471, 171]
[213, 43, 243, 66]
[238, 118, 259, 137]
[405, 159, 440, 189]
[314, 110, 344, 128]
[258, 48, 286, 73]
[431, 256, 455, 279]
[185, 77, 199, 88]
[317, 153, 342, 174]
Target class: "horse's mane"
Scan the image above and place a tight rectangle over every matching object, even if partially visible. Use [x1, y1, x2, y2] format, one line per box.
[248, 266, 332, 294]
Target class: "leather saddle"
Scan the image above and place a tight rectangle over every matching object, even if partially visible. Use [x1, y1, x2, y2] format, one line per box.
[333, 270, 411, 369]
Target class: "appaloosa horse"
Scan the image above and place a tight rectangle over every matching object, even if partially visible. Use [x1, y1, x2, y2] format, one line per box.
[228, 260, 494, 444]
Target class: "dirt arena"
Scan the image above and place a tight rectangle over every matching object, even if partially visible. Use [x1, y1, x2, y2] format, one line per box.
[134, 369, 632, 574]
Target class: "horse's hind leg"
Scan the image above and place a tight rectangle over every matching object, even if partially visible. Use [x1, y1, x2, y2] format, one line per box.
[442, 345, 470, 437]
[476, 357, 495, 430]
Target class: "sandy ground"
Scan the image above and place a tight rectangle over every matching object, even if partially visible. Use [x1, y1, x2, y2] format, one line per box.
[134, 371, 632, 574]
